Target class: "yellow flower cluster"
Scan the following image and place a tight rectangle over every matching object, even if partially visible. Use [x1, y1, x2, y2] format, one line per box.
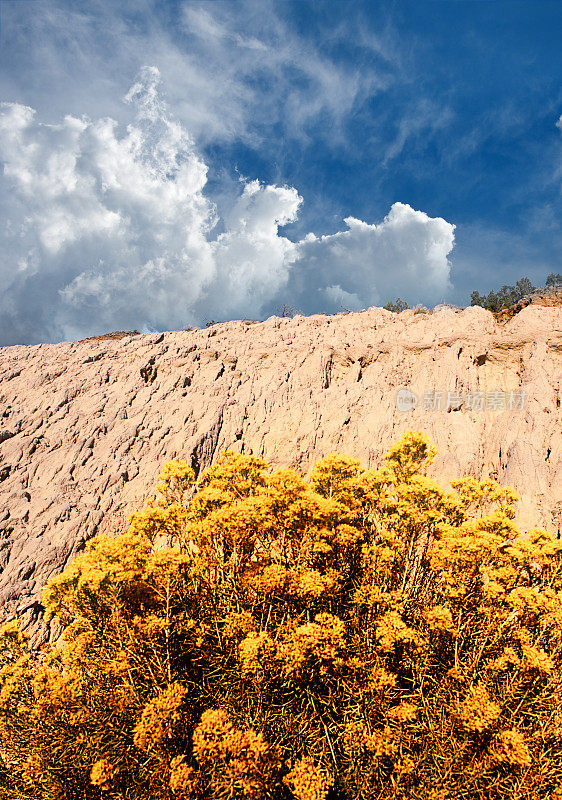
[278, 613, 346, 679]
[169, 755, 196, 797]
[387, 702, 418, 725]
[0, 430, 560, 800]
[283, 757, 333, 800]
[133, 683, 186, 753]
[223, 611, 257, 640]
[239, 631, 276, 681]
[489, 728, 531, 768]
[90, 758, 116, 790]
[424, 605, 457, 637]
[455, 685, 501, 733]
[189, 709, 274, 800]
[375, 610, 420, 654]
[344, 720, 397, 760]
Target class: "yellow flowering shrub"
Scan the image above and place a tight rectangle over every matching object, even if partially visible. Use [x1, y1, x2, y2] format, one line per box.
[283, 757, 333, 800]
[133, 682, 187, 753]
[0, 431, 560, 799]
[90, 758, 116, 791]
[239, 631, 276, 681]
[189, 708, 275, 800]
[489, 728, 532, 768]
[455, 685, 502, 733]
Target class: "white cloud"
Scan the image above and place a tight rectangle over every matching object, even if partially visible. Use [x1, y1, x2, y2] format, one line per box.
[177, 1, 390, 145]
[210, 181, 302, 316]
[383, 99, 454, 164]
[295, 203, 454, 311]
[321, 285, 363, 312]
[0, 68, 455, 345]
[0, 0, 395, 150]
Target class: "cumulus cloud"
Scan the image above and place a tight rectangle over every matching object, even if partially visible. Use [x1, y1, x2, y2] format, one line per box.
[294, 204, 454, 312]
[321, 285, 363, 313]
[0, 68, 455, 345]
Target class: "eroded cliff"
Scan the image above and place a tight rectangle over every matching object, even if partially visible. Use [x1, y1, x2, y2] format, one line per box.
[1, 304, 561, 632]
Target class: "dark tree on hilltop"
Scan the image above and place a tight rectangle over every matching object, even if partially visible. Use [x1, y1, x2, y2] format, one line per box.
[546, 272, 562, 287]
[470, 276, 537, 311]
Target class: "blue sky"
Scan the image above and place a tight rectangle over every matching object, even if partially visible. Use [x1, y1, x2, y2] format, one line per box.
[1, 0, 562, 344]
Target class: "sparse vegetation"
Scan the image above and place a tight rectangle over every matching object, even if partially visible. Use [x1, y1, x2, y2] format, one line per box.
[79, 330, 140, 343]
[470, 277, 537, 312]
[546, 272, 562, 288]
[383, 298, 409, 313]
[275, 304, 300, 319]
[0, 432, 561, 799]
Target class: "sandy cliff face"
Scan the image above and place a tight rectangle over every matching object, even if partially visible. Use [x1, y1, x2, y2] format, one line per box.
[1, 304, 562, 631]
